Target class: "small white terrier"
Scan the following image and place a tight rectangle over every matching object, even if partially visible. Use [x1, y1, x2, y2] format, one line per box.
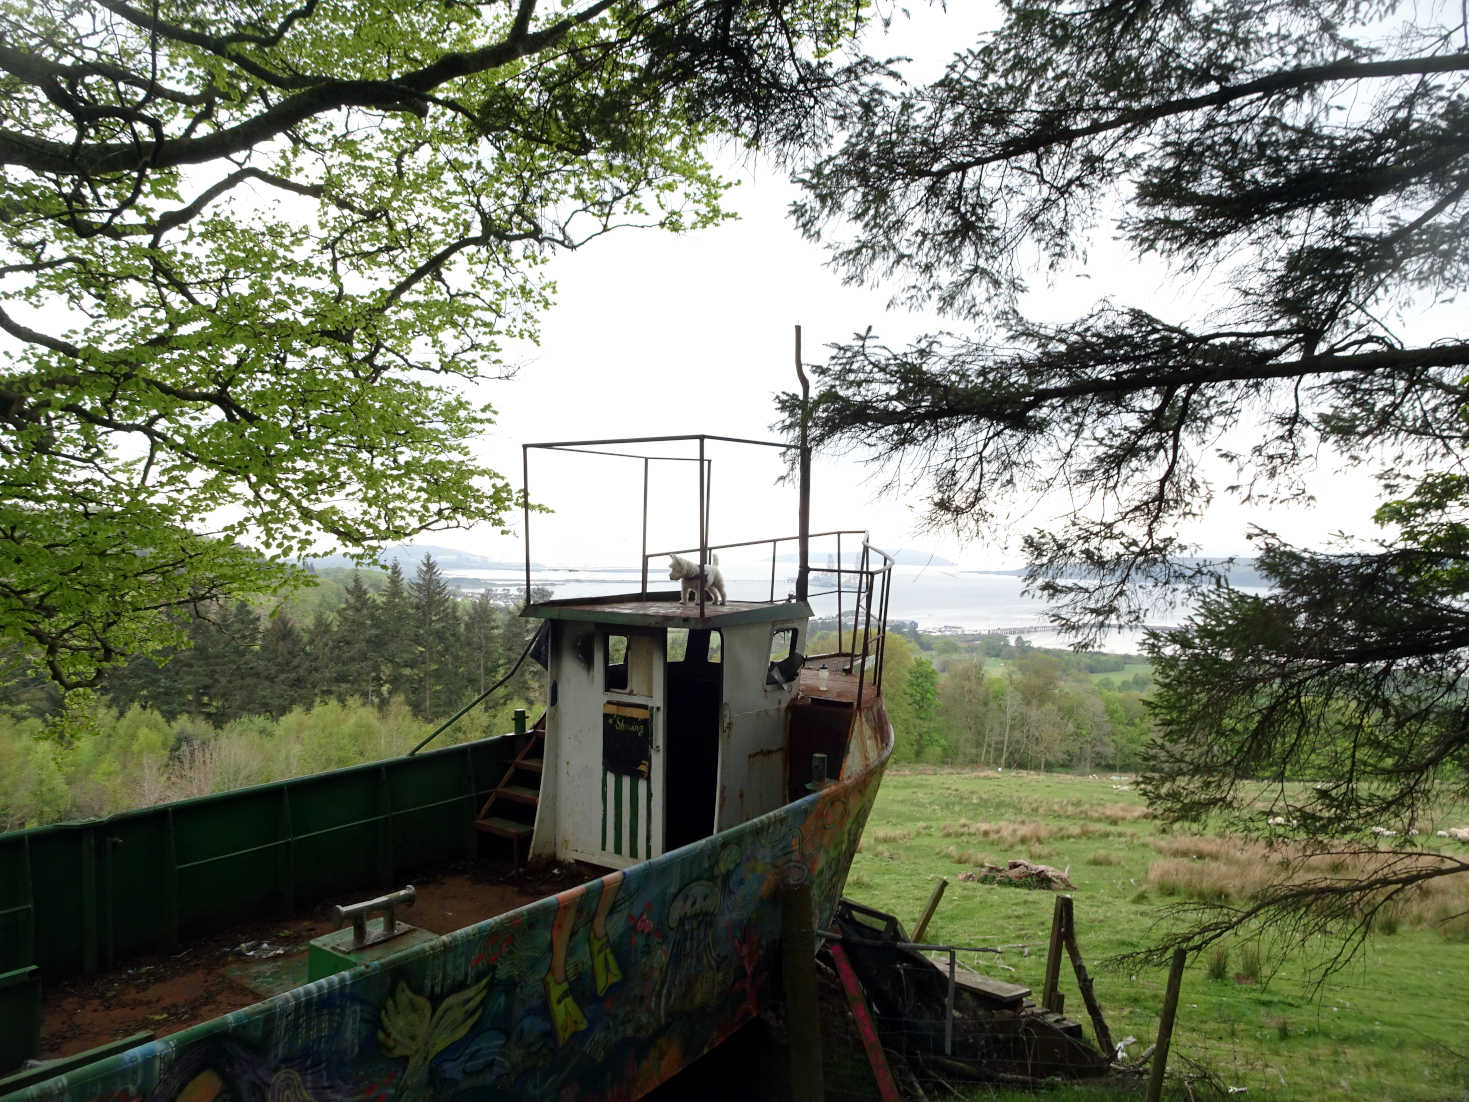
[668, 553, 726, 606]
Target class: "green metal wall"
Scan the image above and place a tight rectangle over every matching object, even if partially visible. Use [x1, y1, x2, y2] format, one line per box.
[0, 733, 518, 982]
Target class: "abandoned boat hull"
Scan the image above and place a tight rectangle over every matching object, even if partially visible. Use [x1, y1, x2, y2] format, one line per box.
[6, 702, 889, 1102]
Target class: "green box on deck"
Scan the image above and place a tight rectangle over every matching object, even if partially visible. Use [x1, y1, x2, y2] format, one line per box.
[306, 922, 438, 982]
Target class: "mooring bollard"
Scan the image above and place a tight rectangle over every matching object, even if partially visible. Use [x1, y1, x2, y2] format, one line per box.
[332, 885, 416, 949]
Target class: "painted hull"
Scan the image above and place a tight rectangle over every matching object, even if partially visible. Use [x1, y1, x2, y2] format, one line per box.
[10, 702, 890, 1102]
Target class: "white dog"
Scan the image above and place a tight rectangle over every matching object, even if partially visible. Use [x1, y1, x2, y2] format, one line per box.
[668, 553, 726, 606]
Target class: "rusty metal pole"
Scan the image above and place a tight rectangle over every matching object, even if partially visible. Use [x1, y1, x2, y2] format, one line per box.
[704, 457, 713, 585]
[795, 325, 811, 604]
[522, 445, 531, 612]
[697, 435, 706, 619]
[641, 457, 649, 598]
[835, 531, 844, 653]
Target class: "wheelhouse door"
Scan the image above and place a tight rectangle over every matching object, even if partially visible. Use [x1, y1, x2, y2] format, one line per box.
[596, 629, 665, 865]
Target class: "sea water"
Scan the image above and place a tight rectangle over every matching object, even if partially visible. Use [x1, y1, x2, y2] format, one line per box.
[445, 564, 1184, 655]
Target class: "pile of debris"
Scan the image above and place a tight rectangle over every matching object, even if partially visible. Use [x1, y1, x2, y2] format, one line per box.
[961, 859, 1075, 890]
[813, 898, 1112, 1094]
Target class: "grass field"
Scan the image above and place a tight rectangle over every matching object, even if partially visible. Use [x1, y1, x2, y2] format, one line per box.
[846, 769, 1469, 1100]
[1089, 661, 1154, 686]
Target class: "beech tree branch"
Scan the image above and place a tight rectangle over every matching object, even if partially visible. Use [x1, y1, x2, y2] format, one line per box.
[0, 0, 622, 176]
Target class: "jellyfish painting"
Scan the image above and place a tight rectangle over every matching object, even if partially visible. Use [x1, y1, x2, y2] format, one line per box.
[657, 879, 723, 1018]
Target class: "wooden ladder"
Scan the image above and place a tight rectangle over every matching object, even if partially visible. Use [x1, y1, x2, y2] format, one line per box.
[473, 711, 546, 867]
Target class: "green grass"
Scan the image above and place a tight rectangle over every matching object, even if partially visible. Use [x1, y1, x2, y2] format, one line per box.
[1090, 660, 1154, 686]
[848, 768, 1469, 1101]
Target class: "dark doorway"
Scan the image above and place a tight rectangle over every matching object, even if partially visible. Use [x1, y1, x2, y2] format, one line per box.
[664, 628, 722, 851]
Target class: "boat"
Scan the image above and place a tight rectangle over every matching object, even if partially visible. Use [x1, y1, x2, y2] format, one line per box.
[0, 430, 895, 1101]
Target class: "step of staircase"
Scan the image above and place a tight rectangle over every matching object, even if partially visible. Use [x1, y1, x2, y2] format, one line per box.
[474, 816, 533, 839]
[497, 784, 541, 805]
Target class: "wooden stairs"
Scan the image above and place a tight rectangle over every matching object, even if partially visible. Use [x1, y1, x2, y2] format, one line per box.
[473, 711, 546, 867]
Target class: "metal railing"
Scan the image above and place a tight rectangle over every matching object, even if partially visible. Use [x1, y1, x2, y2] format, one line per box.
[643, 532, 895, 703]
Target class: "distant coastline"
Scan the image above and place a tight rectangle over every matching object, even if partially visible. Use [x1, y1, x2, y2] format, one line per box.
[963, 557, 1268, 588]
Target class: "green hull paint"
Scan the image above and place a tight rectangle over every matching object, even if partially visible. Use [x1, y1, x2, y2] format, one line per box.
[4, 708, 890, 1102]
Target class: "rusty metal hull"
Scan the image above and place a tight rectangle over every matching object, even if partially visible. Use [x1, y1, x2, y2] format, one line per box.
[6, 702, 891, 1102]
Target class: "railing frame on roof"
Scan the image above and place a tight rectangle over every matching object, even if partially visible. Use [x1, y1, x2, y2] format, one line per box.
[645, 533, 895, 704]
[802, 539, 895, 711]
[521, 433, 800, 621]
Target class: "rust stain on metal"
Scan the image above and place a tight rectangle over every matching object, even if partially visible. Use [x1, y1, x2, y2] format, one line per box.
[797, 666, 862, 705]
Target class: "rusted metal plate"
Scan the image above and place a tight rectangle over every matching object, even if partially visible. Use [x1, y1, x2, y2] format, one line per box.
[797, 666, 862, 705]
[526, 593, 811, 628]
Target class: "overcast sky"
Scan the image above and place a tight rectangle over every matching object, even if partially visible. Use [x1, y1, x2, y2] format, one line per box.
[419, 4, 1394, 573]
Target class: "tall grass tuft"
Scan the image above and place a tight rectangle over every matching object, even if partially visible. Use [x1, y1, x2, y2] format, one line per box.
[1207, 945, 1230, 981]
[1238, 943, 1262, 983]
[1146, 835, 1469, 934]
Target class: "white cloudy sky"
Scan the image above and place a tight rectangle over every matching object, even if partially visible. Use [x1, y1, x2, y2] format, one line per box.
[422, 3, 1398, 573]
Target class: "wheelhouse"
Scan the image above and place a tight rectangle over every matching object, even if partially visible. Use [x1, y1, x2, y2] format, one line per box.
[483, 433, 894, 869]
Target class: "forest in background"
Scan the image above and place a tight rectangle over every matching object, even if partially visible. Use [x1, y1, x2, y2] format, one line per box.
[0, 555, 1154, 832]
[0, 556, 547, 831]
[824, 624, 1154, 776]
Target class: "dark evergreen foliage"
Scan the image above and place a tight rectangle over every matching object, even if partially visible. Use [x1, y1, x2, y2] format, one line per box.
[100, 556, 538, 724]
[786, 0, 1469, 966]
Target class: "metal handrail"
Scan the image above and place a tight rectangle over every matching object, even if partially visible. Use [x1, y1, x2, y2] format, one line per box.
[642, 532, 895, 698]
[646, 528, 871, 601]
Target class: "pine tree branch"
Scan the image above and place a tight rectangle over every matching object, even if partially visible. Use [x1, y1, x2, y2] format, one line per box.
[924, 52, 1469, 179]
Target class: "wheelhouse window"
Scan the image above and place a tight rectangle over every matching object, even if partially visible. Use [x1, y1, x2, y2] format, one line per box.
[606, 633, 628, 691]
[770, 627, 798, 660]
[766, 626, 802, 687]
[606, 632, 654, 696]
[668, 627, 721, 664]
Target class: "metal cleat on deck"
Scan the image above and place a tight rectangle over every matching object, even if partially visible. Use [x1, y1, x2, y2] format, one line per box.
[308, 886, 436, 981]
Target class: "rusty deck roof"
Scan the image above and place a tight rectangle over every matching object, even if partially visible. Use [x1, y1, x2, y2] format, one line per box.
[525, 590, 811, 628]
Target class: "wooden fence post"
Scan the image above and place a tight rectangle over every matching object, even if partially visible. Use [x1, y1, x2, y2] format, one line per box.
[1147, 948, 1188, 1102]
[1041, 894, 1068, 1013]
[912, 877, 948, 942]
[782, 880, 823, 1101]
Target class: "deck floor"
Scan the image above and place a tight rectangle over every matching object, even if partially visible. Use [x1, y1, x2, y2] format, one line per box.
[39, 861, 592, 1060]
[797, 663, 865, 705]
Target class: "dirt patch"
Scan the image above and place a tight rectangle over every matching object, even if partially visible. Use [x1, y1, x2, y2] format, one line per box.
[38, 860, 597, 1060]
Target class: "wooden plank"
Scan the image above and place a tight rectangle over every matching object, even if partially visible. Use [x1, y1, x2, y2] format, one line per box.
[950, 967, 1030, 1008]
[828, 942, 901, 1102]
[498, 785, 541, 804]
[474, 817, 533, 838]
[1042, 894, 1068, 1013]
